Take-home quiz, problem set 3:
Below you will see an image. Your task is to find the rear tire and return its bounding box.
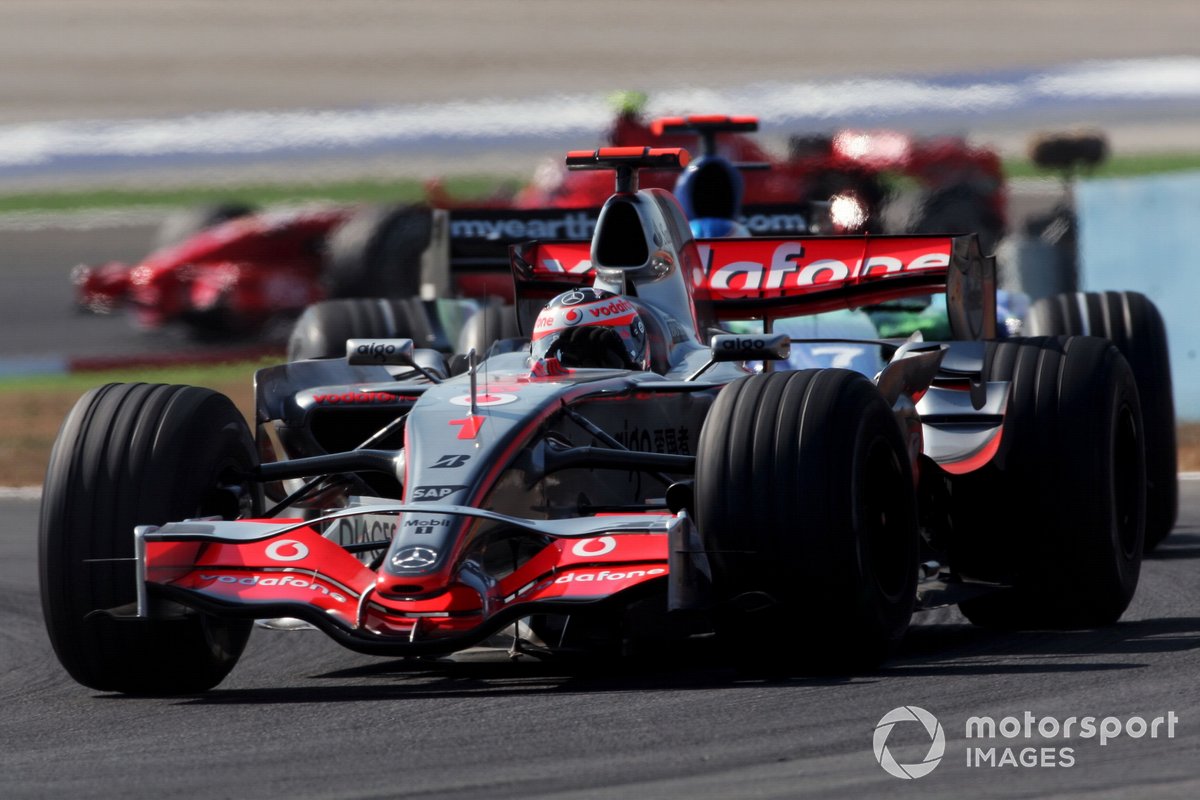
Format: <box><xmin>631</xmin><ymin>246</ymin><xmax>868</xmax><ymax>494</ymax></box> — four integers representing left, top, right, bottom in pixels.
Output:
<box><xmin>694</xmin><ymin>370</ymin><xmax>918</xmax><ymax>671</ymax></box>
<box><xmin>39</xmin><ymin>384</ymin><xmax>258</xmax><ymax>694</ymax></box>
<box><xmin>323</xmin><ymin>204</ymin><xmax>431</xmax><ymax>298</ymax></box>
<box><xmin>1026</xmin><ymin>291</ymin><xmax>1176</xmax><ymax>549</ymax></box>
<box><xmin>455</xmin><ymin>304</ymin><xmax>521</xmax><ymax>357</ymax></box>
<box><xmin>287</xmin><ymin>297</ymin><xmax>438</xmax><ymax>361</ymax></box>
<box><xmin>951</xmin><ymin>336</ymin><xmax>1145</xmax><ymax>628</ymax></box>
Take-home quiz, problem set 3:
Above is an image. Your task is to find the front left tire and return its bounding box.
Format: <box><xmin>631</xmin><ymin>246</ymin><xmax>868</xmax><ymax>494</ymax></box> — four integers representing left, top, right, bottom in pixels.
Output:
<box><xmin>40</xmin><ymin>383</ymin><xmax>258</xmax><ymax>694</ymax></box>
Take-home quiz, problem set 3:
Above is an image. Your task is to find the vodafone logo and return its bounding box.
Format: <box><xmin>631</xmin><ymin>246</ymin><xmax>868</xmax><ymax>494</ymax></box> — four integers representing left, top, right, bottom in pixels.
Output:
<box><xmin>697</xmin><ymin>241</ymin><xmax>951</xmax><ymax>299</ymax></box>
<box><xmin>588</xmin><ymin>298</ymin><xmax>633</xmax><ymax>318</ymax></box>
<box><xmin>264</xmin><ymin>539</ymin><xmax>309</xmax><ymax>562</ymax></box>
<box><xmin>563</xmin><ymin>308</ymin><xmax>584</xmax><ymax>326</ymax></box>
<box><xmin>571</xmin><ymin>536</ymin><xmax>617</xmax><ymax>557</ymax></box>
<box><xmin>449</xmin><ymin>392</ymin><xmax>518</xmax><ymax>407</ymax></box>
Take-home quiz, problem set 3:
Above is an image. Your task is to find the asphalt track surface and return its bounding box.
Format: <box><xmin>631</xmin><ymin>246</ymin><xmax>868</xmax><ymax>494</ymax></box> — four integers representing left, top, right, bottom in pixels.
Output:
<box><xmin>2</xmin><ymin>4</ymin><xmax>1199</xmax><ymax>797</ymax></box>
<box><xmin>1</xmin><ymin>484</ymin><xmax>1197</xmax><ymax>799</ymax></box>
<box><xmin>2</xmin><ymin>1</ymin><xmax>1198</xmax><ymax>124</ymax></box>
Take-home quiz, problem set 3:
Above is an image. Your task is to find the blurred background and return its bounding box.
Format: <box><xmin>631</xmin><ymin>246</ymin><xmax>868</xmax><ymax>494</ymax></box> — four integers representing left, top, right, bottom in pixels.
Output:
<box><xmin>3</xmin><ymin>0</ymin><xmax>1199</xmax><ymax>185</ymax></box>
<box><xmin>1</xmin><ymin>0</ymin><xmax>1198</xmax><ymax>483</ymax></box>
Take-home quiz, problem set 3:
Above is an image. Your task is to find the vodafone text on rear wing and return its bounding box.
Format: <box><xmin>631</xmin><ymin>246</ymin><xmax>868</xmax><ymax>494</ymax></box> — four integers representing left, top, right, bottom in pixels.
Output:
<box><xmin>510</xmin><ymin>234</ymin><xmax>997</xmax><ymax>341</ymax></box>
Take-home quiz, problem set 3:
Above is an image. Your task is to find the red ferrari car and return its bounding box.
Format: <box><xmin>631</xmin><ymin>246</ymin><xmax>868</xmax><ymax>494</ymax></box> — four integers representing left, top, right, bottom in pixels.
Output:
<box><xmin>72</xmin><ymin>106</ymin><xmax>1006</xmax><ymax>339</ymax></box>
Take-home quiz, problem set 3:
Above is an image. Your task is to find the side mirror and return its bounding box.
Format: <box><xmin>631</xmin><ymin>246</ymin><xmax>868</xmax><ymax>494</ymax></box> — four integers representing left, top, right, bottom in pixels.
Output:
<box><xmin>346</xmin><ymin>339</ymin><xmax>415</xmax><ymax>366</ymax></box>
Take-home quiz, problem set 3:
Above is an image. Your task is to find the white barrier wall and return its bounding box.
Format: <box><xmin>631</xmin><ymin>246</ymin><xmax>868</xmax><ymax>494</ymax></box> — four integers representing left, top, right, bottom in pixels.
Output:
<box><xmin>1077</xmin><ymin>171</ymin><xmax>1200</xmax><ymax>419</ymax></box>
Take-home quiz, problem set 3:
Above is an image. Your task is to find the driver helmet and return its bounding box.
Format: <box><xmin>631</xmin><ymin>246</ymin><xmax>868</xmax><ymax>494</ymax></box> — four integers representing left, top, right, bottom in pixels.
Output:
<box><xmin>531</xmin><ymin>288</ymin><xmax>650</xmax><ymax>370</ymax></box>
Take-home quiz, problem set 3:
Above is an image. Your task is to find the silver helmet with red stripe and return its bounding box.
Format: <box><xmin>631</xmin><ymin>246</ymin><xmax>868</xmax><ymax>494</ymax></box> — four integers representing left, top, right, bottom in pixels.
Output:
<box><xmin>531</xmin><ymin>288</ymin><xmax>650</xmax><ymax>370</ymax></box>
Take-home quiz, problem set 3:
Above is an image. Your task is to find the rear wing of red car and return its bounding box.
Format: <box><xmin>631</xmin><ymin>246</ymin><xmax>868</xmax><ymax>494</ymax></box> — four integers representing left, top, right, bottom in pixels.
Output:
<box><xmin>510</xmin><ymin>233</ymin><xmax>996</xmax><ymax>341</ymax></box>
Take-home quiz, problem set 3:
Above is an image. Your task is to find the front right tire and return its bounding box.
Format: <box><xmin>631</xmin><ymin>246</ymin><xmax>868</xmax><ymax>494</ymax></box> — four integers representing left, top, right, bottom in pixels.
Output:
<box><xmin>694</xmin><ymin>370</ymin><xmax>919</xmax><ymax>671</ymax></box>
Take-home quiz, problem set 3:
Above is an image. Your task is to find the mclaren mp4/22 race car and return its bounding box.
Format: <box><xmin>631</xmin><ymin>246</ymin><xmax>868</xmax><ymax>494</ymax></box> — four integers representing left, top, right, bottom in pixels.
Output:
<box><xmin>40</xmin><ymin>148</ymin><xmax>1146</xmax><ymax>694</ymax></box>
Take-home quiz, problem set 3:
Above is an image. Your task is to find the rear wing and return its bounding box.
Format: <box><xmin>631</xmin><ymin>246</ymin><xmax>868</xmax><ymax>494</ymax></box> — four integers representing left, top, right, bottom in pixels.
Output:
<box><xmin>511</xmin><ymin>234</ymin><xmax>996</xmax><ymax>340</ymax></box>
<box><xmin>432</xmin><ymin>204</ymin><xmax>813</xmax><ymax>298</ymax></box>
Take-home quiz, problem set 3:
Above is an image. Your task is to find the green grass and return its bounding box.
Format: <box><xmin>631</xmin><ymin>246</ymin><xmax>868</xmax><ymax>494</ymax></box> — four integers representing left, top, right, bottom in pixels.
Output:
<box><xmin>1002</xmin><ymin>152</ymin><xmax>1200</xmax><ymax>180</ymax></box>
<box><xmin>0</xmin><ymin>358</ymin><xmax>272</xmax><ymax>393</ymax></box>
<box><xmin>0</xmin><ymin>175</ymin><xmax>514</xmax><ymax>215</ymax></box>
<box><xmin>2</xmin><ymin>153</ymin><xmax>1199</xmax><ymax>215</ymax></box>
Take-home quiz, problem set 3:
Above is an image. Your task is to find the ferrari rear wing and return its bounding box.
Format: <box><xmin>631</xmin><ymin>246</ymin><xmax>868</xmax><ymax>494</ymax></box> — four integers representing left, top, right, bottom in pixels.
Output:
<box><xmin>511</xmin><ymin>233</ymin><xmax>997</xmax><ymax>340</ymax></box>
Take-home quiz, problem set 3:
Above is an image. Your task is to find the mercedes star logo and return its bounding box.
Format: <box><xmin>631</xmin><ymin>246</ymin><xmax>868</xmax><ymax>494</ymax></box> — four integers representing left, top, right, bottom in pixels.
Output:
<box><xmin>391</xmin><ymin>546</ymin><xmax>439</xmax><ymax>570</ymax></box>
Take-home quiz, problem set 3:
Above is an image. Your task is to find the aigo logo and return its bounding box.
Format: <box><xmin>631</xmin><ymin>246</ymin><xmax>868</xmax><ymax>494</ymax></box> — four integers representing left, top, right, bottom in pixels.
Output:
<box><xmin>874</xmin><ymin>706</ymin><xmax>945</xmax><ymax>779</ymax></box>
<box><xmin>356</xmin><ymin>342</ymin><xmax>397</xmax><ymax>361</ymax></box>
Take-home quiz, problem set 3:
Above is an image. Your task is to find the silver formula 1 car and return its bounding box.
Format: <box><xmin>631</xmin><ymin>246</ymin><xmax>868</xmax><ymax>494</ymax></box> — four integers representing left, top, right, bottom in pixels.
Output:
<box><xmin>40</xmin><ymin>147</ymin><xmax>1145</xmax><ymax>694</ymax></box>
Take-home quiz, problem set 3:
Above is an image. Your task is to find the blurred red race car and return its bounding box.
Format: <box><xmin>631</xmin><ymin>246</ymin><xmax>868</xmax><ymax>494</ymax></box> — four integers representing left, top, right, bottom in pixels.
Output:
<box><xmin>517</xmin><ymin>105</ymin><xmax>1007</xmax><ymax>247</ymax></box>
<box><xmin>73</xmin><ymin>104</ymin><xmax>1006</xmax><ymax>339</ymax></box>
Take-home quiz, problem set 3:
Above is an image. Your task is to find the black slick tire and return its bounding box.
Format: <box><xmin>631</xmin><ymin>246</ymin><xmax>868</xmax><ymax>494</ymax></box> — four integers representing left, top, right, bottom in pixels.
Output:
<box><xmin>287</xmin><ymin>297</ymin><xmax>439</xmax><ymax>361</ymax></box>
<box><xmin>1026</xmin><ymin>291</ymin><xmax>1176</xmax><ymax>549</ymax></box>
<box><xmin>39</xmin><ymin>383</ymin><xmax>258</xmax><ymax>694</ymax></box>
<box><xmin>951</xmin><ymin>336</ymin><xmax>1145</xmax><ymax>628</ymax></box>
<box><xmin>455</xmin><ymin>304</ymin><xmax>521</xmax><ymax>358</ymax></box>
<box><xmin>694</xmin><ymin>370</ymin><xmax>919</xmax><ymax>671</ymax></box>
<box><xmin>323</xmin><ymin>204</ymin><xmax>431</xmax><ymax>299</ymax></box>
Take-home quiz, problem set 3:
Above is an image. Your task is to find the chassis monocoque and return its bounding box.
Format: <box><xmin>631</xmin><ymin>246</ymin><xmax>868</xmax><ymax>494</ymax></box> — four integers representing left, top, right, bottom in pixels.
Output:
<box><xmin>40</xmin><ymin>149</ymin><xmax>1146</xmax><ymax>694</ymax></box>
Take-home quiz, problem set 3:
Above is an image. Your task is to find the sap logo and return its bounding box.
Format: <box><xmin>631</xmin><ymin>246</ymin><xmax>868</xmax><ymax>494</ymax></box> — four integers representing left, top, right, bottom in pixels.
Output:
<box><xmin>431</xmin><ymin>454</ymin><xmax>470</xmax><ymax>469</ymax></box>
<box><xmin>411</xmin><ymin>485</ymin><xmax>467</xmax><ymax>501</ymax></box>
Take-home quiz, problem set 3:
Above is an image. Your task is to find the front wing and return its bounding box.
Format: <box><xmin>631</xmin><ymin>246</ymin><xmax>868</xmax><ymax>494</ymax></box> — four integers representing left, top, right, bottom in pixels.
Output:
<box><xmin>131</xmin><ymin>505</ymin><xmax>691</xmax><ymax>656</ymax></box>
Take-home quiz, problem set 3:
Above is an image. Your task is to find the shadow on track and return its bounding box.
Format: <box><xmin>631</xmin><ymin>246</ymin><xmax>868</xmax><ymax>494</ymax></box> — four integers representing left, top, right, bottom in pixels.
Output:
<box><xmin>145</xmin><ymin>615</ymin><xmax>1200</xmax><ymax>707</ymax></box>
<box><xmin>1145</xmin><ymin>531</ymin><xmax>1200</xmax><ymax>560</ymax></box>
<box><xmin>890</xmin><ymin>615</ymin><xmax>1200</xmax><ymax>678</ymax></box>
